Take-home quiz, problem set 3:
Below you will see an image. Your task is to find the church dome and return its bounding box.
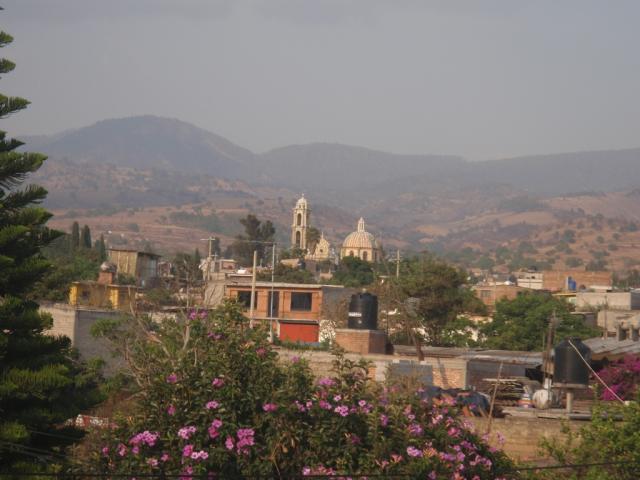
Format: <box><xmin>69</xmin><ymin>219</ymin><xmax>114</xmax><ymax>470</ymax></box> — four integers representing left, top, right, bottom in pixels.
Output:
<box><xmin>342</xmin><ymin>218</ymin><xmax>378</xmax><ymax>250</ymax></box>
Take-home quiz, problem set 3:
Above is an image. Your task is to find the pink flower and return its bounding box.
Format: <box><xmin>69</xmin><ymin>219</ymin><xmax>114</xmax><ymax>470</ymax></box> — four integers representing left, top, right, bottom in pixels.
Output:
<box><xmin>101</xmin><ymin>446</ymin><xmax>109</xmax><ymax>456</ymax></box>
<box><xmin>302</xmin><ymin>467</ymin><xmax>311</xmax><ymax>476</ymax></box>
<box><xmin>390</xmin><ymin>453</ymin><xmax>403</xmax><ymax>463</ymax></box>
<box><xmin>131</xmin><ymin>445</ymin><xmax>140</xmax><ymax>455</ymax></box>
<box><xmin>380</xmin><ymin>414</ymin><xmax>389</xmax><ymax>426</ymax></box>
<box><xmin>291</xmin><ymin>355</ymin><xmax>300</xmax><ymax>363</ymax></box>
<box><xmin>166</xmin><ymin>373</ymin><xmax>178</xmax><ymax>384</ymax></box>
<box><xmin>147</xmin><ymin>457</ymin><xmax>159</xmax><ymax>467</ymax></box>
<box><xmin>334</xmin><ymin>405</ymin><xmax>349</xmax><ymax>417</ymax></box>
<box><xmin>319</xmin><ymin>400</ymin><xmax>332</xmax><ymax>410</ymax></box>
<box><xmin>408</xmin><ymin>423</ymin><xmax>423</xmax><ymax>436</ymax></box>
<box><xmin>212</xmin><ymin>377</ymin><xmax>225</xmax><ymax>388</ymax></box>
<box><xmin>206</xmin><ymin>400</ymin><xmax>220</xmax><ymax>410</ymax></box>
<box><xmin>180</xmin><ymin>466</ymin><xmax>194</xmax><ymax>480</ymax></box>
<box><xmin>407</xmin><ymin>446</ymin><xmax>423</xmax><ymax>458</ymax></box>
<box><xmin>116</xmin><ymin>443</ymin><xmax>127</xmax><ymax>457</ymax></box>
<box><xmin>160</xmin><ymin>453</ymin><xmax>170</xmax><ymax>462</ymax></box>
<box><xmin>262</xmin><ymin>402</ymin><xmax>278</xmax><ymax>412</ymax></box>
<box><xmin>225</xmin><ymin>436</ymin><xmax>235</xmax><ymax>450</ymax></box>
<box><xmin>318</xmin><ymin>377</ymin><xmax>335</xmax><ymax>387</ymax></box>
<box><xmin>208</xmin><ymin>332</ymin><xmax>223</xmax><ymax>340</ymax></box>
<box><xmin>208</xmin><ymin>419</ymin><xmax>223</xmax><ymax>439</ymax></box>
<box><xmin>191</xmin><ymin>450</ymin><xmax>209</xmax><ymax>461</ymax></box>
<box><xmin>178</xmin><ymin>426</ymin><xmax>197</xmax><ymax>440</ymax></box>
<box><xmin>182</xmin><ymin>444</ymin><xmax>194</xmax><ymax>457</ymax></box>
<box><xmin>256</xmin><ymin>347</ymin><xmax>267</xmax><ymax>357</ymax></box>
<box><xmin>333</xmin><ymin>394</ymin><xmax>342</xmax><ymax>402</ymax></box>
<box><xmin>167</xmin><ymin>404</ymin><xmax>176</xmax><ymax>416</ymax></box>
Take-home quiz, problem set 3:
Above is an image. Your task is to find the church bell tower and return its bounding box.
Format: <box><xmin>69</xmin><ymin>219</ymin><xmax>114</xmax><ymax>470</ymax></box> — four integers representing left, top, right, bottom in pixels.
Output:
<box><xmin>291</xmin><ymin>195</ymin><xmax>309</xmax><ymax>251</ymax></box>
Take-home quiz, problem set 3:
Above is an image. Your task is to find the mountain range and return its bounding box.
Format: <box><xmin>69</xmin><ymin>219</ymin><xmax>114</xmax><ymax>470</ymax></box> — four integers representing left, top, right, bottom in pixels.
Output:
<box><xmin>22</xmin><ymin>115</ymin><xmax>640</xmax><ymax>270</ymax></box>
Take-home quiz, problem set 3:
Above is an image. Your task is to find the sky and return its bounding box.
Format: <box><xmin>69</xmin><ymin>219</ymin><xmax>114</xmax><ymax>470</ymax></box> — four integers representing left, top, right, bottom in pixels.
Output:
<box><xmin>1</xmin><ymin>0</ymin><xmax>640</xmax><ymax>160</ymax></box>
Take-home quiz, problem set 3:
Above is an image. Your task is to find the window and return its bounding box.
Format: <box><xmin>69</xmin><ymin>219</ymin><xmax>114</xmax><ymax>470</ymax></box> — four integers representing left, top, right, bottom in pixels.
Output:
<box><xmin>480</xmin><ymin>290</ymin><xmax>492</xmax><ymax>299</ymax></box>
<box><xmin>297</xmin><ymin>213</ymin><xmax>302</xmax><ymax>226</ymax></box>
<box><xmin>290</xmin><ymin>292</ymin><xmax>312</xmax><ymax>311</ymax></box>
<box><xmin>237</xmin><ymin>291</ymin><xmax>257</xmax><ymax>309</ymax></box>
<box><xmin>295</xmin><ymin>231</ymin><xmax>301</xmax><ymax>247</ymax></box>
<box><xmin>362</xmin><ymin>251</ymin><xmax>368</xmax><ymax>261</ymax></box>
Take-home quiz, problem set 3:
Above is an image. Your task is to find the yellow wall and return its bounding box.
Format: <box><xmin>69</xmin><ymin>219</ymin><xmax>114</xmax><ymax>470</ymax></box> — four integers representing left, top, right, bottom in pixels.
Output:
<box><xmin>69</xmin><ymin>282</ymin><xmax>135</xmax><ymax>312</ymax></box>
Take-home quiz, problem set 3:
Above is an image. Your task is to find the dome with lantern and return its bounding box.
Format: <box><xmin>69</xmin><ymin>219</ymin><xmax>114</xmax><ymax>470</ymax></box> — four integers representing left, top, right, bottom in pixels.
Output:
<box><xmin>340</xmin><ymin>218</ymin><xmax>382</xmax><ymax>262</ymax></box>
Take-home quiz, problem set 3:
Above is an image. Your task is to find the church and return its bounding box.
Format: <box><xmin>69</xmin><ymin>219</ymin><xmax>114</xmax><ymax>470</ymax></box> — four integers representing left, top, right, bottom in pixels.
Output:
<box><xmin>290</xmin><ymin>195</ymin><xmax>382</xmax><ymax>263</ymax></box>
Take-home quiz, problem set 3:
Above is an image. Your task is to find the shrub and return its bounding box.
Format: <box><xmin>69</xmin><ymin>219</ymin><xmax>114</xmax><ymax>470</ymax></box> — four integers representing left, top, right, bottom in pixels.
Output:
<box><xmin>92</xmin><ymin>301</ymin><xmax>513</xmax><ymax>478</ymax></box>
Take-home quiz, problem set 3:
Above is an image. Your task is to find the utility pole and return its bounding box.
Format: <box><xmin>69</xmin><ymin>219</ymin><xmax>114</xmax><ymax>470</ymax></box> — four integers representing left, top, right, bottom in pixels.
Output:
<box><xmin>269</xmin><ymin>242</ymin><xmax>276</xmax><ymax>341</ymax></box>
<box><xmin>200</xmin><ymin>236</ymin><xmax>218</xmax><ymax>281</ymax></box>
<box><xmin>249</xmin><ymin>250</ymin><xmax>258</xmax><ymax>328</ymax></box>
<box><xmin>396</xmin><ymin>249</ymin><xmax>401</xmax><ymax>278</ymax></box>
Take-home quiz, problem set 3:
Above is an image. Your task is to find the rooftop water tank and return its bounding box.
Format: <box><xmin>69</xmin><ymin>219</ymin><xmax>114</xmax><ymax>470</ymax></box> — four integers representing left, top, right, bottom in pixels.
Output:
<box><xmin>347</xmin><ymin>292</ymin><xmax>378</xmax><ymax>330</ymax></box>
<box><xmin>554</xmin><ymin>337</ymin><xmax>591</xmax><ymax>387</ymax></box>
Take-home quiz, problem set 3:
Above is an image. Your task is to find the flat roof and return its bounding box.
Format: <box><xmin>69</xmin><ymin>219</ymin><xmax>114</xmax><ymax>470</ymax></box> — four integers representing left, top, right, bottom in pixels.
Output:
<box><xmin>227</xmin><ymin>281</ymin><xmax>345</xmax><ymax>289</ymax></box>
<box><xmin>108</xmin><ymin>248</ymin><xmax>161</xmax><ymax>258</ymax></box>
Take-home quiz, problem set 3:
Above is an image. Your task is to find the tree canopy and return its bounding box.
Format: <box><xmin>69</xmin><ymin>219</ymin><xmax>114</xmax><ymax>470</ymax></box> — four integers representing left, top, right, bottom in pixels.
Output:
<box><xmin>231</xmin><ymin>214</ymin><xmax>275</xmax><ymax>267</ymax></box>
<box><xmin>479</xmin><ymin>292</ymin><xmax>599</xmax><ymax>351</ymax></box>
<box><xmin>0</xmin><ymin>26</ymin><xmax>103</xmax><ymax>471</ymax></box>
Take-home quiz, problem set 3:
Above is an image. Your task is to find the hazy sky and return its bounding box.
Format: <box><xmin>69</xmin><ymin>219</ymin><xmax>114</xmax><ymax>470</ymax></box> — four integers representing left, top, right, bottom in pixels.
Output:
<box><xmin>2</xmin><ymin>0</ymin><xmax>640</xmax><ymax>160</ymax></box>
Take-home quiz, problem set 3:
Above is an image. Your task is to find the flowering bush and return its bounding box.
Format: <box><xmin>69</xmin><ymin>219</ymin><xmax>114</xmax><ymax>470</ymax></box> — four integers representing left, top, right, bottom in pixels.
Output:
<box><xmin>94</xmin><ymin>300</ymin><xmax>514</xmax><ymax>478</ymax></box>
<box><xmin>597</xmin><ymin>355</ymin><xmax>640</xmax><ymax>401</ymax></box>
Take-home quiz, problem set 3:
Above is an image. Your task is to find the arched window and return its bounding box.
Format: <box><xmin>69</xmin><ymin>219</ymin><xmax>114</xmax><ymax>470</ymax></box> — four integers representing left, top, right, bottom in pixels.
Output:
<box><xmin>297</xmin><ymin>213</ymin><xmax>302</xmax><ymax>226</ymax></box>
<box><xmin>349</xmin><ymin>250</ymin><xmax>354</xmax><ymax>256</ymax></box>
<box><xmin>295</xmin><ymin>231</ymin><xmax>301</xmax><ymax>247</ymax></box>
<box><xmin>362</xmin><ymin>251</ymin><xmax>368</xmax><ymax>261</ymax></box>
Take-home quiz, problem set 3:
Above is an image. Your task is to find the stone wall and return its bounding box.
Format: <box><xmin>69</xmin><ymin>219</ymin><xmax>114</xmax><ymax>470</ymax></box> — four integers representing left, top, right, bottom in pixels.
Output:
<box><xmin>275</xmin><ymin>348</ymin><xmax>468</xmax><ymax>388</ymax></box>
<box><xmin>466</xmin><ymin>416</ymin><xmax>580</xmax><ymax>461</ymax></box>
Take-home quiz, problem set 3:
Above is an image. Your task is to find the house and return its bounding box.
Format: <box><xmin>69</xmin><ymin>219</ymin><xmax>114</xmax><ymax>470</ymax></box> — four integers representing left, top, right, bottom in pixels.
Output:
<box><xmin>542</xmin><ymin>270</ymin><xmax>613</xmax><ymax>292</ymax></box>
<box><xmin>515</xmin><ymin>270</ymin><xmax>544</xmax><ymax>290</ymax></box>
<box><xmin>225</xmin><ymin>281</ymin><xmax>351</xmax><ymax>343</ymax></box>
<box><xmin>107</xmin><ymin>248</ymin><xmax>160</xmax><ymax>287</ymax></box>
<box><xmin>69</xmin><ymin>282</ymin><xmax>136</xmax><ymax>312</ymax></box>
<box><xmin>473</xmin><ymin>283</ymin><xmax>531</xmax><ymax>311</ymax></box>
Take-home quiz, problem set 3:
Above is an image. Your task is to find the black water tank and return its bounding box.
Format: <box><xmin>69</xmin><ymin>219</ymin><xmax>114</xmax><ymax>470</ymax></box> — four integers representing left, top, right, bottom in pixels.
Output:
<box><xmin>554</xmin><ymin>337</ymin><xmax>591</xmax><ymax>386</ymax></box>
<box><xmin>347</xmin><ymin>292</ymin><xmax>378</xmax><ymax>330</ymax></box>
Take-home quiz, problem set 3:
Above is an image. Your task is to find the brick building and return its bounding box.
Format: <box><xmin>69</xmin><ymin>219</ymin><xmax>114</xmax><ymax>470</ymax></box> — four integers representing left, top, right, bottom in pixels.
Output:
<box><xmin>225</xmin><ymin>281</ymin><xmax>351</xmax><ymax>343</ymax></box>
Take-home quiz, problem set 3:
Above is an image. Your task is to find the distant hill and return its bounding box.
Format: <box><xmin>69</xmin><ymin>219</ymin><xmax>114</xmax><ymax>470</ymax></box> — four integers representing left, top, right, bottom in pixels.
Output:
<box><xmin>24</xmin><ymin>115</ymin><xmax>640</xmax><ymax>201</ymax></box>
<box><xmin>24</xmin><ymin>115</ymin><xmax>255</xmax><ymax>178</ymax></box>
<box><xmin>22</xmin><ymin>115</ymin><xmax>640</xmax><ymax>265</ymax></box>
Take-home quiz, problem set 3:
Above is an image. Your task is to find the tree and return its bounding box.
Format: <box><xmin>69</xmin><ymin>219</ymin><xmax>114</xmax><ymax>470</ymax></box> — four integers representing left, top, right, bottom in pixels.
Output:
<box><xmin>231</xmin><ymin>214</ymin><xmax>275</xmax><ymax>266</ymax></box>
<box><xmin>390</xmin><ymin>255</ymin><xmax>472</xmax><ymax>352</ymax></box>
<box><xmin>306</xmin><ymin>226</ymin><xmax>321</xmax><ymax>252</ymax></box>
<box><xmin>479</xmin><ymin>292</ymin><xmax>598</xmax><ymax>351</ymax></box>
<box><xmin>257</xmin><ymin>263</ymin><xmax>315</xmax><ymax>284</ymax></box>
<box><xmin>95</xmin><ymin>234</ymin><xmax>107</xmax><ymax>261</ymax></box>
<box><xmin>0</xmin><ymin>27</ymin><xmax>103</xmax><ymax>471</ymax></box>
<box><xmin>331</xmin><ymin>256</ymin><xmax>374</xmax><ymax>287</ymax></box>
<box><xmin>70</xmin><ymin>221</ymin><xmax>80</xmax><ymax>250</ymax></box>
<box><xmin>80</xmin><ymin>224</ymin><xmax>91</xmax><ymax>249</ymax></box>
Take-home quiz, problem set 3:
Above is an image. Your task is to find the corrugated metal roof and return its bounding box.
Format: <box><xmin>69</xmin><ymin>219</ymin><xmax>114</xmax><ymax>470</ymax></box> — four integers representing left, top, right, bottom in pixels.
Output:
<box><xmin>583</xmin><ymin>337</ymin><xmax>640</xmax><ymax>358</ymax></box>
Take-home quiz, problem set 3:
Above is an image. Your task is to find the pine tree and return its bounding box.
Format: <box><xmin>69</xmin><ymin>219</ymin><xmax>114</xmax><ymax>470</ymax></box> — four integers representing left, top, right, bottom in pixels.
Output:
<box><xmin>80</xmin><ymin>224</ymin><xmax>91</xmax><ymax>249</ymax></box>
<box><xmin>70</xmin><ymin>221</ymin><xmax>80</xmax><ymax>250</ymax></box>
<box><xmin>0</xmin><ymin>25</ymin><xmax>103</xmax><ymax>471</ymax></box>
<box><xmin>95</xmin><ymin>233</ymin><xmax>106</xmax><ymax>261</ymax></box>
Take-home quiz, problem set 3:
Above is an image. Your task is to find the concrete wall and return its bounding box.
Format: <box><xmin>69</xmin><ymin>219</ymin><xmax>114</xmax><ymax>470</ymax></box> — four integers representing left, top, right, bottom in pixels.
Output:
<box><xmin>41</xmin><ymin>303</ymin><xmax>123</xmax><ymax>374</ymax></box>
<box><xmin>597</xmin><ymin>310</ymin><xmax>640</xmax><ymax>333</ymax></box>
<box><xmin>576</xmin><ymin>291</ymin><xmax>640</xmax><ymax>311</ymax></box>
